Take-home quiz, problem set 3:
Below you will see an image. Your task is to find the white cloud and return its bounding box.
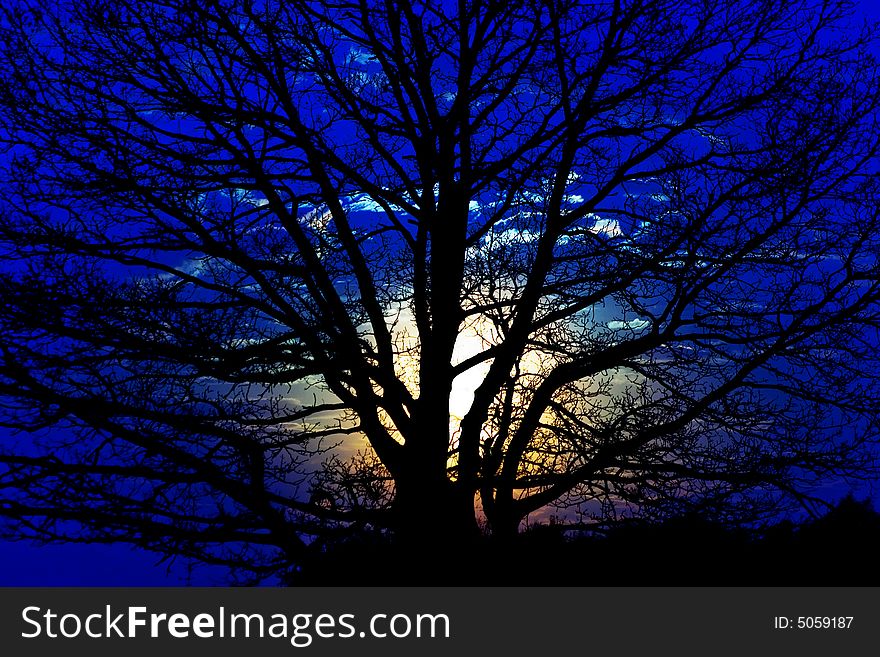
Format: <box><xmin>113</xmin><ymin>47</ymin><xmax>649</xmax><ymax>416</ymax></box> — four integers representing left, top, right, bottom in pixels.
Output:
<box><xmin>497</xmin><ymin>228</ymin><xmax>540</xmax><ymax>244</ymax></box>
<box><xmin>590</xmin><ymin>217</ymin><xmax>622</xmax><ymax>238</ymax></box>
<box><xmin>345</xmin><ymin>194</ymin><xmax>383</xmax><ymax>213</ymax></box>
<box><xmin>607</xmin><ymin>319</ymin><xmax>651</xmax><ymax>332</ymax></box>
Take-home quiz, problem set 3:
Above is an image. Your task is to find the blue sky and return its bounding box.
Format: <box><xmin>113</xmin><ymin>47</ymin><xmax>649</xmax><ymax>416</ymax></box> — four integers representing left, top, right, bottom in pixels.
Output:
<box><xmin>0</xmin><ymin>539</ymin><xmax>226</xmax><ymax>585</ymax></box>
<box><xmin>1</xmin><ymin>0</ymin><xmax>879</xmax><ymax>586</ymax></box>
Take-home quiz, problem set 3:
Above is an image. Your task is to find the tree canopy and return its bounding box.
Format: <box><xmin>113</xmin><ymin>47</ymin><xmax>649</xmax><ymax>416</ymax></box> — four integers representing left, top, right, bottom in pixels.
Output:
<box><xmin>1</xmin><ymin>0</ymin><xmax>880</xmax><ymax>581</ymax></box>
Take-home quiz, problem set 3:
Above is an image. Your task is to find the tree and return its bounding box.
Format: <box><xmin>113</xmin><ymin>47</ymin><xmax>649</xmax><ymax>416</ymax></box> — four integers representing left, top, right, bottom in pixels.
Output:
<box><xmin>1</xmin><ymin>0</ymin><xmax>879</xmax><ymax>582</ymax></box>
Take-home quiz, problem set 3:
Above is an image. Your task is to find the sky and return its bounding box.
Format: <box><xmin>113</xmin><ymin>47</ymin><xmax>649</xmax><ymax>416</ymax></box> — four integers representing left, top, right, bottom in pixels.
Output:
<box><xmin>1</xmin><ymin>0</ymin><xmax>880</xmax><ymax>586</ymax></box>
<box><xmin>0</xmin><ymin>536</ymin><xmax>229</xmax><ymax>586</ymax></box>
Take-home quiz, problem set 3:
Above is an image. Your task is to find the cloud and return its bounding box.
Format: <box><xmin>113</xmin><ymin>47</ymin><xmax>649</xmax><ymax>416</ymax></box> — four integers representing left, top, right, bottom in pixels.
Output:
<box><xmin>607</xmin><ymin>319</ymin><xmax>651</xmax><ymax>332</ymax></box>
<box><xmin>590</xmin><ymin>217</ymin><xmax>622</xmax><ymax>238</ymax></box>
<box><xmin>345</xmin><ymin>194</ymin><xmax>383</xmax><ymax>213</ymax></box>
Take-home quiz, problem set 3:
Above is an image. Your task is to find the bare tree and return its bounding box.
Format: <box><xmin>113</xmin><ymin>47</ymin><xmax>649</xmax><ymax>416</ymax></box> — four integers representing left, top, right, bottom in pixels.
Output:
<box><xmin>1</xmin><ymin>0</ymin><xmax>879</xmax><ymax>581</ymax></box>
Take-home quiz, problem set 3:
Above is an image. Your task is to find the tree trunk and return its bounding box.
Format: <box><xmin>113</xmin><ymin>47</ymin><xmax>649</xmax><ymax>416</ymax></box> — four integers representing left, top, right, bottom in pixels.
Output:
<box><xmin>392</xmin><ymin>473</ymin><xmax>482</xmax><ymax>580</ymax></box>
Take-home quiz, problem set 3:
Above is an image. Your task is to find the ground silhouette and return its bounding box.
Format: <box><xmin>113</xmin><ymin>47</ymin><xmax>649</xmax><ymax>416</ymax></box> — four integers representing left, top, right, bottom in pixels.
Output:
<box><xmin>291</xmin><ymin>496</ymin><xmax>880</xmax><ymax>585</ymax></box>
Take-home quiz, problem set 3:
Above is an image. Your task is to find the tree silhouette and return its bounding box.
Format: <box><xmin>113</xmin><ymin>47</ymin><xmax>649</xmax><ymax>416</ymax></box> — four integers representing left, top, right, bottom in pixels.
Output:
<box><xmin>1</xmin><ymin>0</ymin><xmax>880</xmax><ymax>581</ymax></box>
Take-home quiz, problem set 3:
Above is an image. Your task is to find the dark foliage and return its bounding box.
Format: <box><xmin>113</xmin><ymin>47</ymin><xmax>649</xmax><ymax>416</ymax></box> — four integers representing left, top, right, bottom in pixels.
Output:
<box><xmin>293</xmin><ymin>496</ymin><xmax>880</xmax><ymax>584</ymax></box>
